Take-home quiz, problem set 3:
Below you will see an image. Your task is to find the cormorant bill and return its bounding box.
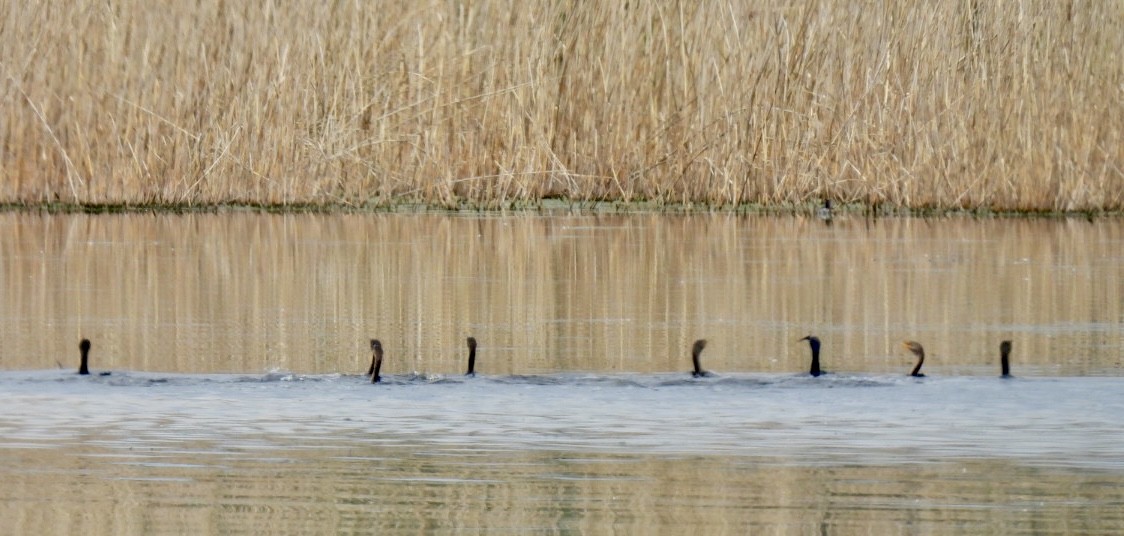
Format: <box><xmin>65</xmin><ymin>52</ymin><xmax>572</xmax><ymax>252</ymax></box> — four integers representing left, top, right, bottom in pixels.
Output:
<box><xmin>368</xmin><ymin>339</ymin><xmax>384</xmax><ymax>383</ymax></box>
<box><xmin>1000</xmin><ymin>340</ymin><xmax>1012</xmax><ymax>378</ymax></box>
<box><xmin>78</xmin><ymin>338</ymin><xmax>91</xmax><ymax>375</ymax></box>
<box><xmin>799</xmin><ymin>335</ymin><xmax>823</xmax><ymax>377</ymax></box>
<box><xmin>901</xmin><ymin>340</ymin><xmax>926</xmax><ymax>377</ymax></box>
<box><xmin>691</xmin><ymin>339</ymin><xmax>709</xmax><ymax>378</ymax></box>
<box><xmin>466</xmin><ymin>337</ymin><xmax>477</xmax><ymax>376</ymax></box>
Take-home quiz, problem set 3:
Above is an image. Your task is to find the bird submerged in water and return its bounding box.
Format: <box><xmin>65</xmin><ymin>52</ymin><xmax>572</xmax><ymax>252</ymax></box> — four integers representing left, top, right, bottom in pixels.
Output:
<box><xmin>77</xmin><ymin>339</ymin><xmax>110</xmax><ymax>376</ymax></box>
<box><xmin>1000</xmin><ymin>340</ymin><xmax>1012</xmax><ymax>378</ymax></box>
<box><xmin>465</xmin><ymin>337</ymin><xmax>478</xmax><ymax>376</ymax></box>
<box><xmin>367</xmin><ymin>339</ymin><xmax>384</xmax><ymax>383</ymax></box>
<box><xmin>690</xmin><ymin>339</ymin><xmax>709</xmax><ymax>377</ymax></box>
<box><xmin>798</xmin><ymin>335</ymin><xmax>824</xmax><ymax>377</ymax></box>
<box><xmin>901</xmin><ymin>340</ymin><xmax>926</xmax><ymax>377</ymax></box>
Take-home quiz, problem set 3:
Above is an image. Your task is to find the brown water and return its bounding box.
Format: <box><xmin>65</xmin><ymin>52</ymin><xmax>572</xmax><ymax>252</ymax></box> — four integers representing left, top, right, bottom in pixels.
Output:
<box><xmin>1</xmin><ymin>212</ymin><xmax>1122</xmax><ymax>534</ymax></box>
<box><xmin>2</xmin><ymin>212</ymin><xmax>1121</xmax><ymax>375</ymax></box>
<box><xmin>3</xmin><ymin>441</ymin><xmax>1120</xmax><ymax>534</ymax></box>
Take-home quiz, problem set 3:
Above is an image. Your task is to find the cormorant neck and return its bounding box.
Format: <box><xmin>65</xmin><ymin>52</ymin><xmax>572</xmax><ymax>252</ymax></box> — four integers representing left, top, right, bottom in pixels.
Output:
<box><xmin>909</xmin><ymin>354</ymin><xmax>924</xmax><ymax>377</ymax></box>
<box><xmin>691</xmin><ymin>340</ymin><xmax>708</xmax><ymax>377</ymax></box>
<box><xmin>369</xmin><ymin>341</ymin><xmax>383</xmax><ymax>383</ymax></box>
<box><xmin>371</xmin><ymin>349</ymin><xmax>383</xmax><ymax>383</ymax></box>
<box><xmin>1000</xmin><ymin>341</ymin><xmax>1011</xmax><ymax>377</ymax></box>
<box><xmin>78</xmin><ymin>340</ymin><xmax>90</xmax><ymax>375</ymax></box>
<box><xmin>809</xmin><ymin>343</ymin><xmax>821</xmax><ymax>377</ymax></box>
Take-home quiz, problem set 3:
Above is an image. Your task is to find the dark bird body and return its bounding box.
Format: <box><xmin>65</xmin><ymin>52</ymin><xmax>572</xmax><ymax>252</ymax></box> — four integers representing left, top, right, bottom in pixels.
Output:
<box><xmin>78</xmin><ymin>339</ymin><xmax>91</xmax><ymax>375</ymax></box>
<box><xmin>691</xmin><ymin>339</ymin><xmax>709</xmax><ymax>377</ymax></box>
<box><xmin>77</xmin><ymin>339</ymin><xmax>110</xmax><ymax>376</ymax></box>
<box><xmin>799</xmin><ymin>335</ymin><xmax>824</xmax><ymax>377</ymax></box>
<box><xmin>368</xmin><ymin>339</ymin><xmax>384</xmax><ymax>383</ymax></box>
<box><xmin>818</xmin><ymin>200</ymin><xmax>834</xmax><ymax>224</ymax></box>
<box><xmin>1000</xmin><ymin>340</ymin><xmax>1012</xmax><ymax>378</ymax></box>
<box><xmin>466</xmin><ymin>337</ymin><xmax>478</xmax><ymax>376</ymax></box>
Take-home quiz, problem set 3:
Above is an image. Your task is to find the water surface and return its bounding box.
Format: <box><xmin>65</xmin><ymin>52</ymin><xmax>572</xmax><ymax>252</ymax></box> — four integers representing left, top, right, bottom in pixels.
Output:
<box><xmin>2</xmin><ymin>369</ymin><xmax>1122</xmax><ymax>534</ymax></box>
<box><xmin>2</xmin><ymin>212</ymin><xmax>1120</xmax><ymax>375</ymax></box>
<box><xmin>1</xmin><ymin>212</ymin><xmax>1121</xmax><ymax>533</ymax></box>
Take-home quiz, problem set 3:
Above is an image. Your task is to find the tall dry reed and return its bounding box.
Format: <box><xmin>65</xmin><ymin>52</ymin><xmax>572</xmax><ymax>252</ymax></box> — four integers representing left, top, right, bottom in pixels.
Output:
<box><xmin>1</xmin><ymin>1</ymin><xmax>1120</xmax><ymax>210</ymax></box>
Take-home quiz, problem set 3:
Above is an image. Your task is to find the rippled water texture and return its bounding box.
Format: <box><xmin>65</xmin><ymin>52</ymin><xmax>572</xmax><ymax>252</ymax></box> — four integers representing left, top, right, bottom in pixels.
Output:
<box><xmin>1</xmin><ymin>212</ymin><xmax>1122</xmax><ymax>533</ymax></box>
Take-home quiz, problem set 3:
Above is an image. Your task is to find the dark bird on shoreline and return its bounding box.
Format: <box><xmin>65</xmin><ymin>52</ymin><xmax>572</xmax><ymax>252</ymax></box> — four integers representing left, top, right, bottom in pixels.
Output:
<box><xmin>691</xmin><ymin>339</ymin><xmax>709</xmax><ymax>378</ymax></box>
<box><xmin>817</xmin><ymin>200</ymin><xmax>834</xmax><ymax>224</ymax></box>
<box><xmin>367</xmin><ymin>339</ymin><xmax>384</xmax><ymax>383</ymax></box>
<box><xmin>77</xmin><ymin>339</ymin><xmax>110</xmax><ymax>376</ymax></box>
<box><xmin>466</xmin><ymin>337</ymin><xmax>478</xmax><ymax>376</ymax></box>
<box><xmin>901</xmin><ymin>340</ymin><xmax>926</xmax><ymax>377</ymax></box>
<box><xmin>1000</xmin><ymin>340</ymin><xmax>1012</xmax><ymax>378</ymax></box>
<box><xmin>799</xmin><ymin>335</ymin><xmax>824</xmax><ymax>377</ymax></box>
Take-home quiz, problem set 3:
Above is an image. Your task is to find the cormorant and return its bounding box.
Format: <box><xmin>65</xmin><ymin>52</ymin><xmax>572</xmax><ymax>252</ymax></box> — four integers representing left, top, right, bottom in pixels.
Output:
<box><xmin>78</xmin><ymin>339</ymin><xmax>91</xmax><ymax>375</ymax></box>
<box><xmin>691</xmin><ymin>339</ymin><xmax>709</xmax><ymax>377</ymax></box>
<box><xmin>1000</xmin><ymin>340</ymin><xmax>1012</xmax><ymax>378</ymax></box>
<box><xmin>368</xmin><ymin>339</ymin><xmax>384</xmax><ymax>383</ymax></box>
<box><xmin>799</xmin><ymin>335</ymin><xmax>824</xmax><ymax>377</ymax></box>
<box><xmin>466</xmin><ymin>337</ymin><xmax>478</xmax><ymax>376</ymax></box>
<box><xmin>901</xmin><ymin>340</ymin><xmax>926</xmax><ymax>377</ymax></box>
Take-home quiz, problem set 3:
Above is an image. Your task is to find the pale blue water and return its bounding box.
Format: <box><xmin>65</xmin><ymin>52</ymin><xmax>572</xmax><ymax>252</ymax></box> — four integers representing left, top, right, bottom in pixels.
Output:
<box><xmin>4</xmin><ymin>369</ymin><xmax>1120</xmax><ymax>469</ymax></box>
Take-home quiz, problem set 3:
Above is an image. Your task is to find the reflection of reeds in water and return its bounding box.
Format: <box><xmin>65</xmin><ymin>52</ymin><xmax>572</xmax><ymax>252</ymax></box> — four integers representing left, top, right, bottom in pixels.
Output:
<box><xmin>1</xmin><ymin>2</ymin><xmax>1120</xmax><ymax>210</ymax></box>
<box><xmin>5</xmin><ymin>444</ymin><xmax>1121</xmax><ymax>534</ymax></box>
<box><xmin>0</xmin><ymin>213</ymin><xmax>1121</xmax><ymax>374</ymax></box>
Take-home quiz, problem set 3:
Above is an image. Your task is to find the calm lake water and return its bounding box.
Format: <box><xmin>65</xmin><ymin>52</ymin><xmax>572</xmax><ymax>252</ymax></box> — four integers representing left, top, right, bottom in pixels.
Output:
<box><xmin>1</xmin><ymin>212</ymin><xmax>1122</xmax><ymax>534</ymax></box>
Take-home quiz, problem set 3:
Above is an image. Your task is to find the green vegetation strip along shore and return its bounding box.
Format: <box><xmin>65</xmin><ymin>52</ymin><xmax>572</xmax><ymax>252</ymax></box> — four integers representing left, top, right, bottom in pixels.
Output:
<box><xmin>1</xmin><ymin>1</ymin><xmax>1120</xmax><ymax>211</ymax></box>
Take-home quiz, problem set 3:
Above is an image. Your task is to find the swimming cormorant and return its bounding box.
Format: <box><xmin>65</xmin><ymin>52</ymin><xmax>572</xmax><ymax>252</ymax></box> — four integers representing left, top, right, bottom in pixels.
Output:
<box><xmin>901</xmin><ymin>340</ymin><xmax>926</xmax><ymax>377</ymax></box>
<box><xmin>78</xmin><ymin>338</ymin><xmax>91</xmax><ymax>375</ymax></box>
<box><xmin>799</xmin><ymin>335</ymin><xmax>824</xmax><ymax>377</ymax></box>
<box><xmin>691</xmin><ymin>339</ymin><xmax>709</xmax><ymax>377</ymax></box>
<box><xmin>466</xmin><ymin>337</ymin><xmax>478</xmax><ymax>376</ymax></box>
<box><xmin>368</xmin><ymin>339</ymin><xmax>384</xmax><ymax>383</ymax></box>
<box><xmin>1000</xmin><ymin>340</ymin><xmax>1012</xmax><ymax>378</ymax></box>
<box><xmin>76</xmin><ymin>339</ymin><xmax>110</xmax><ymax>376</ymax></box>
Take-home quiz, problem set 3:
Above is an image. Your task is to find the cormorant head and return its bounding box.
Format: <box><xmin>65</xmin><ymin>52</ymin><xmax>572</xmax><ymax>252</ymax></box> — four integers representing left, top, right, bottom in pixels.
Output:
<box><xmin>901</xmin><ymin>340</ymin><xmax>925</xmax><ymax>358</ymax></box>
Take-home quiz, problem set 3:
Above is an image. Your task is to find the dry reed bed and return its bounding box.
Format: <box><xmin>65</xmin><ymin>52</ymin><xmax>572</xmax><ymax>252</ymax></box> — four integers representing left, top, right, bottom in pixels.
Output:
<box><xmin>1</xmin><ymin>1</ymin><xmax>1120</xmax><ymax>210</ymax></box>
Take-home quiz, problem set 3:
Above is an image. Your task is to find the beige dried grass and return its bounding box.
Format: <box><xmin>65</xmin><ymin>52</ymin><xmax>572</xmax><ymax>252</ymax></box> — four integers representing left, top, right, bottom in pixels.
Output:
<box><xmin>0</xmin><ymin>1</ymin><xmax>1120</xmax><ymax>211</ymax></box>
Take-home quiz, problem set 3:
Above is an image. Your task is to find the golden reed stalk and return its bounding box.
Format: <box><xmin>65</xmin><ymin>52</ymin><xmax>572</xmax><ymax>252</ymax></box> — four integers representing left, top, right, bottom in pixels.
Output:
<box><xmin>1</xmin><ymin>1</ymin><xmax>1120</xmax><ymax>211</ymax></box>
